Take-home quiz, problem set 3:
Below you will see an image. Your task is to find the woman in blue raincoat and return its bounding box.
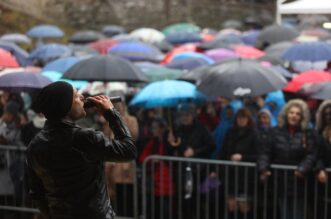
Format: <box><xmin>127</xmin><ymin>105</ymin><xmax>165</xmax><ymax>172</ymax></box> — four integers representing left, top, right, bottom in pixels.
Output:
<box><xmin>263</xmin><ymin>90</ymin><xmax>285</xmax><ymax>127</ymax></box>
<box><xmin>212</xmin><ymin>99</ymin><xmax>243</xmax><ymax>159</ymax></box>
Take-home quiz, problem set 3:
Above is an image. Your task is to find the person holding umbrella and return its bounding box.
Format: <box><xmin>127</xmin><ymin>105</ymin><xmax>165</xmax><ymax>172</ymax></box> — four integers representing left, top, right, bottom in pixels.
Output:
<box><xmin>26</xmin><ymin>81</ymin><xmax>136</xmax><ymax>219</ymax></box>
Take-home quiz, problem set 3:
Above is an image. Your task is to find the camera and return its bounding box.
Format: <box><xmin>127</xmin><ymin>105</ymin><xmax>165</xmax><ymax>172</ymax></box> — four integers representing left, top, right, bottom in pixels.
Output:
<box><xmin>83</xmin><ymin>96</ymin><xmax>122</xmax><ymax>109</ymax></box>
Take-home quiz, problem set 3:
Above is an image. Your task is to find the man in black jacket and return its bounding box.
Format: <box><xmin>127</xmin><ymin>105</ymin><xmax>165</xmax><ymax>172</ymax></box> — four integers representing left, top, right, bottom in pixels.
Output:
<box><xmin>26</xmin><ymin>81</ymin><xmax>136</xmax><ymax>219</ymax></box>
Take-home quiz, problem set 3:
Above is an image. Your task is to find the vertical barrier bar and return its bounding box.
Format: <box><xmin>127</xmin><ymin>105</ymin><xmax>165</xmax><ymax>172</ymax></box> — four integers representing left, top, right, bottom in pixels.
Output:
<box><xmin>178</xmin><ymin>162</ymin><xmax>182</xmax><ymax>219</ymax></box>
<box><xmin>293</xmin><ymin>173</ymin><xmax>297</xmax><ymax>219</ymax></box>
<box><xmin>151</xmin><ymin>160</ymin><xmax>155</xmax><ymax>219</ymax></box>
<box><xmin>160</xmin><ymin>160</ymin><xmax>164</xmax><ymax>219</ymax></box>
<box><xmin>197</xmin><ymin>163</ymin><xmax>201</xmax><ymax>219</ymax></box>
<box><xmin>273</xmin><ymin>169</ymin><xmax>278</xmax><ymax>219</ymax></box>
<box><xmin>215</xmin><ymin>165</ymin><xmax>220</xmax><ymax>219</ymax></box>
<box><xmin>205</xmin><ymin>164</ymin><xmax>210</xmax><ymax>219</ymax></box>
<box><xmin>244</xmin><ymin>166</ymin><xmax>248</xmax><ymax>219</ymax></box>
<box><xmin>253</xmin><ymin>167</ymin><xmax>258</xmax><ymax>219</ymax></box>
<box><xmin>142</xmin><ymin>159</ymin><xmax>148</xmax><ymax>219</ymax></box>
<box><xmin>169</xmin><ymin>161</ymin><xmax>173</xmax><ymax>219</ymax></box>
<box><xmin>224</xmin><ymin>165</ymin><xmax>229</xmax><ymax>219</ymax></box>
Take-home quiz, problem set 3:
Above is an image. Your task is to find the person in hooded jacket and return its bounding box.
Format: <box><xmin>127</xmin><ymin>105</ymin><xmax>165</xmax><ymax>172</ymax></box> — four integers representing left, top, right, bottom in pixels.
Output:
<box><xmin>264</xmin><ymin>90</ymin><xmax>285</xmax><ymax>127</ymax></box>
<box><xmin>26</xmin><ymin>82</ymin><xmax>136</xmax><ymax>219</ymax></box>
<box><xmin>315</xmin><ymin>100</ymin><xmax>331</xmax><ymax>134</ymax></box>
<box><xmin>258</xmin><ymin>99</ymin><xmax>318</xmax><ymax>219</ymax></box>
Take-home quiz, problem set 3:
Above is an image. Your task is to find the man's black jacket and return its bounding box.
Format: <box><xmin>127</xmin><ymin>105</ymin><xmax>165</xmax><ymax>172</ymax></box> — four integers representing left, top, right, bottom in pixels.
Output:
<box><xmin>26</xmin><ymin>109</ymin><xmax>136</xmax><ymax>219</ymax></box>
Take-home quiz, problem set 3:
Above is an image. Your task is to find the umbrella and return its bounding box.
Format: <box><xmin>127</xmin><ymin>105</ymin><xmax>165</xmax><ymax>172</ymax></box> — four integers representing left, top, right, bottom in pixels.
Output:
<box><xmin>0</xmin><ymin>72</ymin><xmax>51</xmax><ymax>92</ymax></box>
<box><xmin>162</xmin><ymin>23</ymin><xmax>201</xmax><ymax>36</ymax></box>
<box><xmin>102</xmin><ymin>25</ymin><xmax>125</xmax><ymax>37</ymax></box>
<box><xmin>63</xmin><ymin>55</ymin><xmax>148</xmax><ymax>82</ymax></box>
<box><xmin>258</xmin><ymin>54</ymin><xmax>286</xmax><ymax>67</ymax></box>
<box><xmin>283</xmin><ymin>70</ymin><xmax>331</xmax><ymax>93</ymax></box>
<box><xmin>43</xmin><ymin>56</ymin><xmax>82</xmax><ymax>73</ymax></box>
<box><xmin>69</xmin><ymin>31</ymin><xmax>104</xmax><ymax>44</ymax></box>
<box><xmin>0</xmin><ymin>48</ymin><xmax>19</xmax><ymax>68</ymax></box>
<box><xmin>309</xmin><ymin>82</ymin><xmax>331</xmax><ymax>100</ymax></box>
<box><xmin>233</xmin><ymin>45</ymin><xmax>265</xmax><ymax>59</ymax></box>
<box><xmin>264</xmin><ymin>41</ymin><xmax>293</xmax><ymax>57</ymax></box>
<box><xmin>135</xmin><ymin>63</ymin><xmax>183</xmax><ymax>82</ymax></box>
<box><xmin>257</xmin><ymin>25</ymin><xmax>299</xmax><ymax>46</ymax></box>
<box><xmin>272</xmin><ymin>65</ymin><xmax>294</xmax><ymax>79</ymax></box>
<box><xmin>112</xmin><ymin>34</ymin><xmax>138</xmax><ymax>42</ymax></box>
<box><xmin>41</xmin><ymin>71</ymin><xmax>88</xmax><ymax>89</ymax></box>
<box><xmin>197</xmin><ymin>58</ymin><xmax>287</xmax><ymax>98</ymax></box>
<box><xmin>170</xmin><ymin>52</ymin><xmax>214</xmax><ymax>64</ymax></box>
<box><xmin>166</xmin><ymin>57</ymin><xmax>210</xmax><ymax>71</ymax></box>
<box><xmin>178</xmin><ymin>65</ymin><xmax>211</xmax><ymax>84</ymax></box>
<box><xmin>241</xmin><ymin>30</ymin><xmax>260</xmax><ymax>46</ymax></box>
<box><xmin>0</xmin><ymin>33</ymin><xmax>31</xmax><ymax>44</ymax></box>
<box><xmin>165</xmin><ymin>31</ymin><xmax>202</xmax><ymax>44</ymax></box>
<box><xmin>108</xmin><ymin>42</ymin><xmax>163</xmax><ymax>62</ymax></box>
<box><xmin>130</xmin><ymin>80</ymin><xmax>206</xmax><ymax>108</ymax></box>
<box><xmin>68</xmin><ymin>45</ymin><xmax>99</xmax><ymax>56</ymax></box>
<box><xmin>204</xmin><ymin>48</ymin><xmax>238</xmax><ymax>62</ymax></box>
<box><xmin>88</xmin><ymin>39</ymin><xmax>118</xmax><ymax>54</ymax></box>
<box><xmin>198</xmin><ymin>33</ymin><xmax>243</xmax><ymax>50</ymax></box>
<box><xmin>152</xmin><ymin>40</ymin><xmax>174</xmax><ymax>53</ymax></box>
<box><xmin>26</xmin><ymin>24</ymin><xmax>64</xmax><ymax>38</ymax></box>
<box><xmin>0</xmin><ymin>40</ymin><xmax>30</xmax><ymax>66</ymax></box>
<box><xmin>282</xmin><ymin>41</ymin><xmax>331</xmax><ymax>62</ymax></box>
<box><xmin>130</xmin><ymin>28</ymin><xmax>165</xmax><ymax>44</ymax></box>
<box><xmin>29</xmin><ymin>43</ymin><xmax>72</xmax><ymax>62</ymax></box>
<box><xmin>161</xmin><ymin>43</ymin><xmax>198</xmax><ymax>64</ymax></box>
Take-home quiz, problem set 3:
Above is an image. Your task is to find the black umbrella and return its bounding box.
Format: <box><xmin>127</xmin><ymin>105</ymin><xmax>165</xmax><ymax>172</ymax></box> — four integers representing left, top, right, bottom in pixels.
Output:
<box><xmin>102</xmin><ymin>25</ymin><xmax>125</xmax><ymax>37</ymax></box>
<box><xmin>197</xmin><ymin>58</ymin><xmax>287</xmax><ymax>98</ymax></box>
<box><xmin>264</xmin><ymin>41</ymin><xmax>293</xmax><ymax>58</ymax></box>
<box><xmin>69</xmin><ymin>31</ymin><xmax>104</xmax><ymax>44</ymax></box>
<box><xmin>309</xmin><ymin>82</ymin><xmax>331</xmax><ymax>100</ymax></box>
<box><xmin>63</xmin><ymin>55</ymin><xmax>148</xmax><ymax>82</ymax></box>
<box><xmin>257</xmin><ymin>25</ymin><xmax>299</xmax><ymax>46</ymax></box>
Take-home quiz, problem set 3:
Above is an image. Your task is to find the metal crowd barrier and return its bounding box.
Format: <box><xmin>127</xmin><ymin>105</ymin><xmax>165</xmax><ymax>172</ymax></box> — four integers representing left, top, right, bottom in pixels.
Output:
<box><xmin>142</xmin><ymin>155</ymin><xmax>331</xmax><ymax>219</ymax></box>
<box><xmin>0</xmin><ymin>145</ymin><xmax>139</xmax><ymax>219</ymax></box>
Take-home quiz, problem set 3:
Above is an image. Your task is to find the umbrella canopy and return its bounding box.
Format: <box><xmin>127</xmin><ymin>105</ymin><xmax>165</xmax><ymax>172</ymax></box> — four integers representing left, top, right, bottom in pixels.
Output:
<box><xmin>0</xmin><ymin>48</ymin><xmax>19</xmax><ymax>68</ymax></box>
<box><xmin>0</xmin><ymin>40</ymin><xmax>30</xmax><ymax>66</ymax></box>
<box><xmin>283</xmin><ymin>70</ymin><xmax>331</xmax><ymax>93</ymax></box>
<box><xmin>233</xmin><ymin>45</ymin><xmax>265</xmax><ymax>59</ymax></box>
<box><xmin>112</xmin><ymin>34</ymin><xmax>138</xmax><ymax>43</ymax></box>
<box><xmin>264</xmin><ymin>41</ymin><xmax>293</xmax><ymax>57</ymax></box>
<box><xmin>162</xmin><ymin>23</ymin><xmax>201</xmax><ymax>36</ymax></box>
<box><xmin>166</xmin><ymin>57</ymin><xmax>210</xmax><ymax>71</ymax></box>
<box><xmin>135</xmin><ymin>63</ymin><xmax>183</xmax><ymax>82</ymax></box>
<box><xmin>68</xmin><ymin>45</ymin><xmax>99</xmax><ymax>56</ymax></box>
<box><xmin>204</xmin><ymin>48</ymin><xmax>238</xmax><ymax>62</ymax></box>
<box><xmin>309</xmin><ymin>82</ymin><xmax>331</xmax><ymax>100</ymax></box>
<box><xmin>0</xmin><ymin>72</ymin><xmax>51</xmax><ymax>92</ymax></box>
<box><xmin>198</xmin><ymin>33</ymin><xmax>243</xmax><ymax>50</ymax></box>
<box><xmin>108</xmin><ymin>42</ymin><xmax>163</xmax><ymax>62</ymax></box>
<box><xmin>178</xmin><ymin>65</ymin><xmax>211</xmax><ymax>84</ymax></box>
<box><xmin>0</xmin><ymin>33</ymin><xmax>31</xmax><ymax>44</ymax></box>
<box><xmin>88</xmin><ymin>39</ymin><xmax>118</xmax><ymax>54</ymax></box>
<box><xmin>130</xmin><ymin>28</ymin><xmax>165</xmax><ymax>44</ymax></box>
<box><xmin>197</xmin><ymin>59</ymin><xmax>287</xmax><ymax>98</ymax></box>
<box><xmin>102</xmin><ymin>25</ymin><xmax>125</xmax><ymax>37</ymax></box>
<box><xmin>257</xmin><ymin>25</ymin><xmax>299</xmax><ymax>45</ymax></box>
<box><xmin>41</xmin><ymin>71</ymin><xmax>88</xmax><ymax>89</ymax></box>
<box><xmin>161</xmin><ymin>43</ymin><xmax>198</xmax><ymax>64</ymax></box>
<box><xmin>26</xmin><ymin>24</ymin><xmax>64</xmax><ymax>38</ymax></box>
<box><xmin>130</xmin><ymin>80</ymin><xmax>205</xmax><ymax>108</ymax></box>
<box><xmin>241</xmin><ymin>30</ymin><xmax>260</xmax><ymax>46</ymax></box>
<box><xmin>152</xmin><ymin>40</ymin><xmax>174</xmax><ymax>53</ymax></box>
<box><xmin>165</xmin><ymin>31</ymin><xmax>202</xmax><ymax>44</ymax></box>
<box><xmin>69</xmin><ymin>31</ymin><xmax>104</xmax><ymax>44</ymax></box>
<box><xmin>282</xmin><ymin>41</ymin><xmax>331</xmax><ymax>62</ymax></box>
<box><xmin>171</xmin><ymin>52</ymin><xmax>214</xmax><ymax>64</ymax></box>
<box><xmin>43</xmin><ymin>56</ymin><xmax>82</xmax><ymax>73</ymax></box>
<box><xmin>29</xmin><ymin>43</ymin><xmax>72</xmax><ymax>62</ymax></box>
<box><xmin>63</xmin><ymin>55</ymin><xmax>148</xmax><ymax>82</ymax></box>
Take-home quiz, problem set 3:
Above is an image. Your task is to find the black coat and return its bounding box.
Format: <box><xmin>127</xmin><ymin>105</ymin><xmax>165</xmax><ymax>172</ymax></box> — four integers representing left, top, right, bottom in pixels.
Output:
<box><xmin>258</xmin><ymin>127</ymin><xmax>318</xmax><ymax>174</ymax></box>
<box><xmin>26</xmin><ymin>109</ymin><xmax>136</xmax><ymax>219</ymax></box>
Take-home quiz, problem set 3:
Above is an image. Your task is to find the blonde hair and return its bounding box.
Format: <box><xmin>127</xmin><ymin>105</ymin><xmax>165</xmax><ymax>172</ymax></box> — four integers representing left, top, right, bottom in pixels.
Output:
<box><xmin>278</xmin><ymin>99</ymin><xmax>310</xmax><ymax>130</ymax></box>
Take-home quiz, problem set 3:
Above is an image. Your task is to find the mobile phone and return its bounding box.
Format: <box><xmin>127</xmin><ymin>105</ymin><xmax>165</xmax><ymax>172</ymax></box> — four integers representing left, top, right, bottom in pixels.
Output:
<box><xmin>83</xmin><ymin>96</ymin><xmax>122</xmax><ymax>109</ymax></box>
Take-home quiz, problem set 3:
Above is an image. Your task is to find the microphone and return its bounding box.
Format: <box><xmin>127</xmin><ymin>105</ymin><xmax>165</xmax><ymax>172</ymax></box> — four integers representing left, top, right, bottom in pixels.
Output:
<box><xmin>84</xmin><ymin>96</ymin><xmax>122</xmax><ymax>109</ymax></box>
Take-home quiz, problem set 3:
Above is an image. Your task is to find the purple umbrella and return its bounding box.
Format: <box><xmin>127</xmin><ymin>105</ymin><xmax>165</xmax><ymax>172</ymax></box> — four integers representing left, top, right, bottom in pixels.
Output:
<box><xmin>204</xmin><ymin>48</ymin><xmax>238</xmax><ymax>62</ymax></box>
<box><xmin>0</xmin><ymin>72</ymin><xmax>52</xmax><ymax>92</ymax></box>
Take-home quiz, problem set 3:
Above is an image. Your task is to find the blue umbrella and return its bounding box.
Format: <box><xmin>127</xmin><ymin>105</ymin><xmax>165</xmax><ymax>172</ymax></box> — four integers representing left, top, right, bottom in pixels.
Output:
<box><xmin>0</xmin><ymin>40</ymin><xmax>30</xmax><ymax>66</ymax></box>
<box><xmin>171</xmin><ymin>52</ymin><xmax>215</xmax><ymax>65</ymax></box>
<box><xmin>109</xmin><ymin>42</ymin><xmax>164</xmax><ymax>62</ymax></box>
<box><xmin>282</xmin><ymin>42</ymin><xmax>331</xmax><ymax>62</ymax></box>
<box><xmin>102</xmin><ymin>25</ymin><xmax>125</xmax><ymax>37</ymax></box>
<box><xmin>165</xmin><ymin>31</ymin><xmax>202</xmax><ymax>44</ymax></box>
<box><xmin>0</xmin><ymin>72</ymin><xmax>51</xmax><ymax>92</ymax></box>
<box><xmin>0</xmin><ymin>33</ymin><xmax>31</xmax><ymax>44</ymax></box>
<box><xmin>26</xmin><ymin>24</ymin><xmax>64</xmax><ymax>38</ymax></box>
<box><xmin>166</xmin><ymin>57</ymin><xmax>210</xmax><ymax>70</ymax></box>
<box><xmin>41</xmin><ymin>71</ymin><xmax>88</xmax><ymax>89</ymax></box>
<box><xmin>130</xmin><ymin>80</ymin><xmax>206</xmax><ymax>108</ymax></box>
<box><xmin>29</xmin><ymin>43</ymin><xmax>72</xmax><ymax>62</ymax></box>
<box><xmin>43</xmin><ymin>56</ymin><xmax>82</xmax><ymax>73</ymax></box>
<box><xmin>241</xmin><ymin>30</ymin><xmax>260</xmax><ymax>46</ymax></box>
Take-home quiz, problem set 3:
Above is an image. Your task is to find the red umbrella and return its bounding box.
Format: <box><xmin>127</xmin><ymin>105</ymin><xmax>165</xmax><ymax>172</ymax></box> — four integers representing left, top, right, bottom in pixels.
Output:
<box><xmin>283</xmin><ymin>70</ymin><xmax>331</xmax><ymax>93</ymax></box>
<box><xmin>88</xmin><ymin>39</ymin><xmax>118</xmax><ymax>54</ymax></box>
<box><xmin>161</xmin><ymin>43</ymin><xmax>199</xmax><ymax>64</ymax></box>
<box><xmin>233</xmin><ymin>45</ymin><xmax>265</xmax><ymax>59</ymax></box>
<box><xmin>0</xmin><ymin>48</ymin><xmax>19</xmax><ymax>68</ymax></box>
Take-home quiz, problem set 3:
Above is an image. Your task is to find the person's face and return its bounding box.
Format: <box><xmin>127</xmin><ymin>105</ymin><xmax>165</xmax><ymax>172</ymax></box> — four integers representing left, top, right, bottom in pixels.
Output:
<box><xmin>236</xmin><ymin>116</ymin><xmax>249</xmax><ymax>128</ymax></box>
<box><xmin>179</xmin><ymin>113</ymin><xmax>194</xmax><ymax>126</ymax></box>
<box><xmin>2</xmin><ymin>112</ymin><xmax>15</xmax><ymax>124</ymax></box>
<box><xmin>258</xmin><ymin>113</ymin><xmax>270</xmax><ymax>127</ymax></box>
<box><xmin>67</xmin><ymin>89</ymin><xmax>86</xmax><ymax>121</ymax></box>
<box><xmin>323</xmin><ymin>106</ymin><xmax>331</xmax><ymax>125</ymax></box>
<box><xmin>287</xmin><ymin>106</ymin><xmax>302</xmax><ymax>127</ymax></box>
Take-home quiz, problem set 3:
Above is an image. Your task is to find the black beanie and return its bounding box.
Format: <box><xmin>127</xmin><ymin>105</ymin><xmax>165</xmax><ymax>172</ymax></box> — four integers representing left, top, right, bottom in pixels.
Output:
<box><xmin>33</xmin><ymin>81</ymin><xmax>73</xmax><ymax>120</ymax></box>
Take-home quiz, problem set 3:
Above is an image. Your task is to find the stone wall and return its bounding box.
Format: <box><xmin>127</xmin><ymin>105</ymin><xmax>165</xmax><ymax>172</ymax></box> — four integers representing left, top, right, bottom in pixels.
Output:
<box><xmin>0</xmin><ymin>0</ymin><xmax>276</xmax><ymax>31</ymax></box>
